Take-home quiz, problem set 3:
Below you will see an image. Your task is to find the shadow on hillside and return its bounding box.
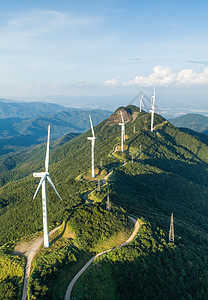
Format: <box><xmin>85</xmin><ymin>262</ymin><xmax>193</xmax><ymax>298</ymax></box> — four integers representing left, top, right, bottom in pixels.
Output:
<box><xmin>111</xmin><ymin>168</ymin><xmax>208</xmax><ymax>234</ymax></box>
<box><xmin>50</xmin><ymin>221</ymin><xmax>68</xmax><ymax>246</ymax></box>
<box><xmin>127</xmin><ymin>121</ymin><xmax>208</xmax><ymax>165</ymax></box>
<box><xmin>72</xmin><ymin>238</ymin><xmax>208</xmax><ymax>300</ymax></box>
<box><xmin>138</xmin><ymin>157</ymin><xmax>208</xmax><ymax>186</ymax></box>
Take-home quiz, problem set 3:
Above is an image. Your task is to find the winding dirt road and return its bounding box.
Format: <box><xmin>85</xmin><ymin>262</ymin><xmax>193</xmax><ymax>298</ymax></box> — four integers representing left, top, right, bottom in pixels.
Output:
<box><xmin>16</xmin><ymin>225</ymin><xmax>61</xmax><ymax>300</ymax></box>
<box><xmin>65</xmin><ymin>216</ymin><xmax>139</xmax><ymax>300</ymax></box>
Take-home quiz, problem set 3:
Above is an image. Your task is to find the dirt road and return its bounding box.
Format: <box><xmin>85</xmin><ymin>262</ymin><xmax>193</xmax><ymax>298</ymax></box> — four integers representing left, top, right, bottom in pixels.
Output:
<box><xmin>14</xmin><ymin>225</ymin><xmax>61</xmax><ymax>300</ymax></box>
<box><xmin>64</xmin><ymin>216</ymin><xmax>139</xmax><ymax>300</ymax></box>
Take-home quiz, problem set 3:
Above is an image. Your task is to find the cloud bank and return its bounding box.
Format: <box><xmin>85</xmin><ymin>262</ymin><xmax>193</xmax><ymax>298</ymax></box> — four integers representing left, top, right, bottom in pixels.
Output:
<box><xmin>103</xmin><ymin>66</ymin><xmax>208</xmax><ymax>87</ymax></box>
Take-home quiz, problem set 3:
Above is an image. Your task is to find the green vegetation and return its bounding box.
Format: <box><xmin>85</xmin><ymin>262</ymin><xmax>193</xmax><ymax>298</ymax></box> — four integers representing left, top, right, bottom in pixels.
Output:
<box><xmin>72</xmin><ymin>220</ymin><xmax>208</xmax><ymax>299</ymax></box>
<box><xmin>0</xmin><ymin>244</ymin><xmax>25</xmax><ymax>300</ymax></box>
<box><xmin>170</xmin><ymin>113</ymin><xmax>208</xmax><ymax>134</ymax></box>
<box><xmin>1</xmin><ymin>105</ymin><xmax>208</xmax><ymax>298</ymax></box>
<box><xmin>28</xmin><ymin>204</ymin><xmax>130</xmax><ymax>300</ymax></box>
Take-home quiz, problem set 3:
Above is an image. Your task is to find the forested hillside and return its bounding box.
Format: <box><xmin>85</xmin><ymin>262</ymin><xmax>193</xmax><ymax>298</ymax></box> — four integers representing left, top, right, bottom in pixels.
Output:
<box><xmin>0</xmin><ymin>100</ymin><xmax>64</xmax><ymax>119</ymax></box>
<box><xmin>1</xmin><ymin>105</ymin><xmax>208</xmax><ymax>298</ymax></box>
<box><xmin>170</xmin><ymin>113</ymin><xmax>208</xmax><ymax>134</ymax></box>
<box><xmin>0</xmin><ymin>101</ymin><xmax>111</xmax><ymax>155</ymax></box>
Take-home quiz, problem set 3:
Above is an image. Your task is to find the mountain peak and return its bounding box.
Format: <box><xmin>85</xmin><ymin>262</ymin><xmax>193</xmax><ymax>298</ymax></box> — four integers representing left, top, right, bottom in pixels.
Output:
<box><xmin>103</xmin><ymin>105</ymin><xmax>143</xmax><ymax>128</ymax></box>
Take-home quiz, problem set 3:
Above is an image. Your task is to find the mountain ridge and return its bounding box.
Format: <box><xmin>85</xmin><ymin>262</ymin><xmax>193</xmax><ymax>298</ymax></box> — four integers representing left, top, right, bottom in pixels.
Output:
<box><xmin>1</xmin><ymin>105</ymin><xmax>208</xmax><ymax>298</ymax></box>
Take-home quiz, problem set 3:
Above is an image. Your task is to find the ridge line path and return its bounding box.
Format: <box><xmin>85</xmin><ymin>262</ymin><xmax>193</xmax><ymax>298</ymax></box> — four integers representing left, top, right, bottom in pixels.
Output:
<box><xmin>65</xmin><ymin>145</ymin><xmax>136</xmax><ymax>299</ymax></box>
<box><xmin>65</xmin><ymin>216</ymin><xmax>140</xmax><ymax>300</ymax></box>
<box><xmin>14</xmin><ymin>225</ymin><xmax>61</xmax><ymax>300</ymax></box>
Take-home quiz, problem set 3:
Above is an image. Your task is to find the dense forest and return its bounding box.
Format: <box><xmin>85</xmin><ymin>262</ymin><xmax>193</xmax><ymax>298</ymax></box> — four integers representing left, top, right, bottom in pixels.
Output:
<box><xmin>1</xmin><ymin>105</ymin><xmax>208</xmax><ymax>298</ymax></box>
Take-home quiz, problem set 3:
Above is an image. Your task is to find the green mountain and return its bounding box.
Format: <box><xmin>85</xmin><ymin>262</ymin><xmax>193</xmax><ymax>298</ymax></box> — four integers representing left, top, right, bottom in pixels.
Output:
<box><xmin>0</xmin><ymin>103</ymin><xmax>111</xmax><ymax>155</ymax></box>
<box><xmin>1</xmin><ymin>105</ymin><xmax>208</xmax><ymax>298</ymax></box>
<box><xmin>170</xmin><ymin>113</ymin><xmax>208</xmax><ymax>134</ymax></box>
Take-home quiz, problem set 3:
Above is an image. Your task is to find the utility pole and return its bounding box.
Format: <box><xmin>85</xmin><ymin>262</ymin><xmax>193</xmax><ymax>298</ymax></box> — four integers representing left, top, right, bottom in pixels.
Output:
<box><xmin>106</xmin><ymin>194</ymin><xmax>111</xmax><ymax>211</ymax></box>
<box><xmin>169</xmin><ymin>213</ymin><xmax>174</xmax><ymax>243</ymax></box>
<box><xmin>97</xmin><ymin>179</ymin><xmax>100</xmax><ymax>192</ymax></box>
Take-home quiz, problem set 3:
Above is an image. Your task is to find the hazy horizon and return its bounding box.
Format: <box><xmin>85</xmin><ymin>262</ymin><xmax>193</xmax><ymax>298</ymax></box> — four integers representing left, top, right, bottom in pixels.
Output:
<box><xmin>0</xmin><ymin>0</ymin><xmax>208</xmax><ymax>113</ymax></box>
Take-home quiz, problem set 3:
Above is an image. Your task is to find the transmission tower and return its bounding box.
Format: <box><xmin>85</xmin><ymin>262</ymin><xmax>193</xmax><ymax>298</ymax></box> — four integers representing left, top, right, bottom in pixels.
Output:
<box><xmin>133</xmin><ymin>125</ymin><xmax>136</xmax><ymax>134</ymax></box>
<box><xmin>97</xmin><ymin>179</ymin><xmax>101</xmax><ymax>192</ymax></box>
<box><xmin>131</xmin><ymin>154</ymin><xmax>134</xmax><ymax>163</ymax></box>
<box><xmin>106</xmin><ymin>194</ymin><xmax>111</xmax><ymax>211</ymax></box>
<box><xmin>169</xmin><ymin>213</ymin><xmax>174</xmax><ymax>243</ymax></box>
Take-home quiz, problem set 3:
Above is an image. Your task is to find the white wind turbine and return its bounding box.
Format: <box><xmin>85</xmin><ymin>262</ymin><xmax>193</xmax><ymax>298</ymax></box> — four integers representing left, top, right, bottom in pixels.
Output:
<box><xmin>87</xmin><ymin>115</ymin><xmax>97</xmax><ymax>178</ymax></box>
<box><xmin>139</xmin><ymin>92</ymin><xmax>144</xmax><ymax>112</ymax></box>
<box><xmin>33</xmin><ymin>125</ymin><xmax>62</xmax><ymax>248</ymax></box>
<box><xmin>150</xmin><ymin>87</ymin><xmax>156</xmax><ymax>132</ymax></box>
<box><xmin>119</xmin><ymin>111</ymin><xmax>126</xmax><ymax>152</ymax></box>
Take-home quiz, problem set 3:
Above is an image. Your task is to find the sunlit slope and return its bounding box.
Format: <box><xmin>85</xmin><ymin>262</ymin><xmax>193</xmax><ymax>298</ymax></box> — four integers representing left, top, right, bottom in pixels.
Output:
<box><xmin>170</xmin><ymin>113</ymin><xmax>208</xmax><ymax>134</ymax></box>
<box><xmin>0</xmin><ymin>105</ymin><xmax>208</xmax><ymax>246</ymax></box>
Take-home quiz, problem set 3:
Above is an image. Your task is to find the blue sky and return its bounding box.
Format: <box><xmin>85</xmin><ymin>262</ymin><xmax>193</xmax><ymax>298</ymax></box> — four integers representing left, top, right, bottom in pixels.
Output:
<box><xmin>0</xmin><ymin>0</ymin><xmax>208</xmax><ymax>108</ymax></box>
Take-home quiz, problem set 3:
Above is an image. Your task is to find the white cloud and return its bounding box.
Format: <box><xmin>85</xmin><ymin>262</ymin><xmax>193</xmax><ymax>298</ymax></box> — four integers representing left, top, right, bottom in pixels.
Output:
<box><xmin>103</xmin><ymin>78</ymin><xmax>118</xmax><ymax>86</ymax></box>
<box><xmin>122</xmin><ymin>66</ymin><xmax>208</xmax><ymax>87</ymax></box>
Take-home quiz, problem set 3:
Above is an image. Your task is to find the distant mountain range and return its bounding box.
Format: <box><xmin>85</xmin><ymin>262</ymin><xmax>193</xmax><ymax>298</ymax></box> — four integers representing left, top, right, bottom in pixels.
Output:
<box><xmin>0</xmin><ymin>100</ymin><xmax>64</xmax><ymax>119</ymax></box>
<box><xmin>0</xmin><ymin>100</ymin><xmax>111</xmax><ymax>155</ymax></box>
<box><xmin>169</xmin><ymin>113</ymin><xmax>208</xmax><ymax>135</ymax></box>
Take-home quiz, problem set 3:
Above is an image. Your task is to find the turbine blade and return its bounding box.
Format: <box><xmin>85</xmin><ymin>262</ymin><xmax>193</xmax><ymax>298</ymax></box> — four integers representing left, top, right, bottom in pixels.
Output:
<box><xmin>45</xmin><ymin>125</ymin><xmax>50</xmax><ymax>172</ymax></box>
<box><xmin>120</xmin><ymin>111</ymin><xmax>124</xmax><ymax>123</ymax></box>
<box><xmin>33</xmin><ymin>175</ymin><xmax>46</xmax><ymax>199</ymax></box>
<box><xmin>127</xmin><ymin>91</ymin><xmax>143</xmax><ymax>105</ymax></box>
<box><xmin>89</xmin><ymin>115</ymin><xmax>95</xmax><ymax>137</ymax></box>
<box><xmin>47</xmin><ymin>176</ymin><xmax>62</xmax><ymax>201</ymax></box>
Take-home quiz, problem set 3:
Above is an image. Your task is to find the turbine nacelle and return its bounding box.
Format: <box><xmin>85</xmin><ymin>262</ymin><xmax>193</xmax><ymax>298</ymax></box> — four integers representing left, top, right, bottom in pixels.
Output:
<box><xmin>33</xmin><ymin>172</ymin><xmax>49</xmax><ymax>178</ymax></box>
<box><xmin>33</xmin><ymin>126</ymin><xmax>63</xmax><ymax>202</ymax></box>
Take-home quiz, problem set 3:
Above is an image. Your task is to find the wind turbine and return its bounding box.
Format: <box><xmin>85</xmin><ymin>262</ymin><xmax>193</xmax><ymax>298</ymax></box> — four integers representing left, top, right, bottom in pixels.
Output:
<box><xmin>33</xmin><ymin>125</ymin><xmax>62</xmax><ymax>248</ymax></box>
<box><xmin>87</xmin><ymin>115</ymin><xmax>97</xmax><ymax>178</ymax></box>
<box><xmin>150</xmin><ymin>87</ymin><xmax>156</xmax><ymax>133</ymax></box>
<box><xmin>139</xmin><ymin>92</ymin><xmax>144</xmax><ymax>112</ymax></box>
<box><xmin>119</xmin><ymin>111</ymin><xmax>126</xmax><ymax>152</ymax></box>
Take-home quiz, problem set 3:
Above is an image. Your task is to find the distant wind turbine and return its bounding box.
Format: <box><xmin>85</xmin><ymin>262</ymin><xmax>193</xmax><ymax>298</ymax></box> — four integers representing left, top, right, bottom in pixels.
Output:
<box><xmin>128</xmin><ymin>91</ymin><xmax>149</xmax><ymax>112</ymax></box>
<box><xmin>150</xmin><ymin>87</ymin><xmax>156</xmax><ymax>132</ymax></box>
<box><xmin>139</xmin><ymin>92</ymin><xmax>144</xmax><ymax>112</ymax></box>
<box><xmin>33</xmin><ymin>125</ymin><xmax>62</xmax><ymax>248</ymax></box>
<box><xmin>119</xmin><ymin>111</ymin><xmax>127</xmax><ymax>152</ymax></box>
<box><xmin>87</xmin><ymin>115</ymin><xmax>97</xmax><ymax>178</ymax></box>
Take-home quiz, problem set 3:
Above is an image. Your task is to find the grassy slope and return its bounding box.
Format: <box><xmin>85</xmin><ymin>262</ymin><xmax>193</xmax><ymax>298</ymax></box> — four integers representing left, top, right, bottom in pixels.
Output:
<box><xmin>28</xmin><ymin>204</ymin><xmax>131</xmax><ymax>300</ymax></box>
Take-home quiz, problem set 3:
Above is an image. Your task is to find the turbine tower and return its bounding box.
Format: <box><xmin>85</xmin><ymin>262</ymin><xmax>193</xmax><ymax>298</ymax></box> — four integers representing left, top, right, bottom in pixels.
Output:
<box><xmin>169</xmin><ymin>213</ymin><xmax>174</xmax><ymax>243</ymax></box>
<box><xmin>119</xmin><ymin>111</ymin><xmax>126</xmax><ymax>152</ymax></box>
<box><xmin>33</xmin><ymin>125</ymin><xmax>62</xmax><ymax>248</ymax></box>
<box><xmin>150</xmin><ymin>87</ymin><xmax>156</xmax><ymax>132</ymax></box>
<box><xmin>87</xmin><ymin>115</ymin><xmax>97</xmax><ymax>178</ymax></box>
